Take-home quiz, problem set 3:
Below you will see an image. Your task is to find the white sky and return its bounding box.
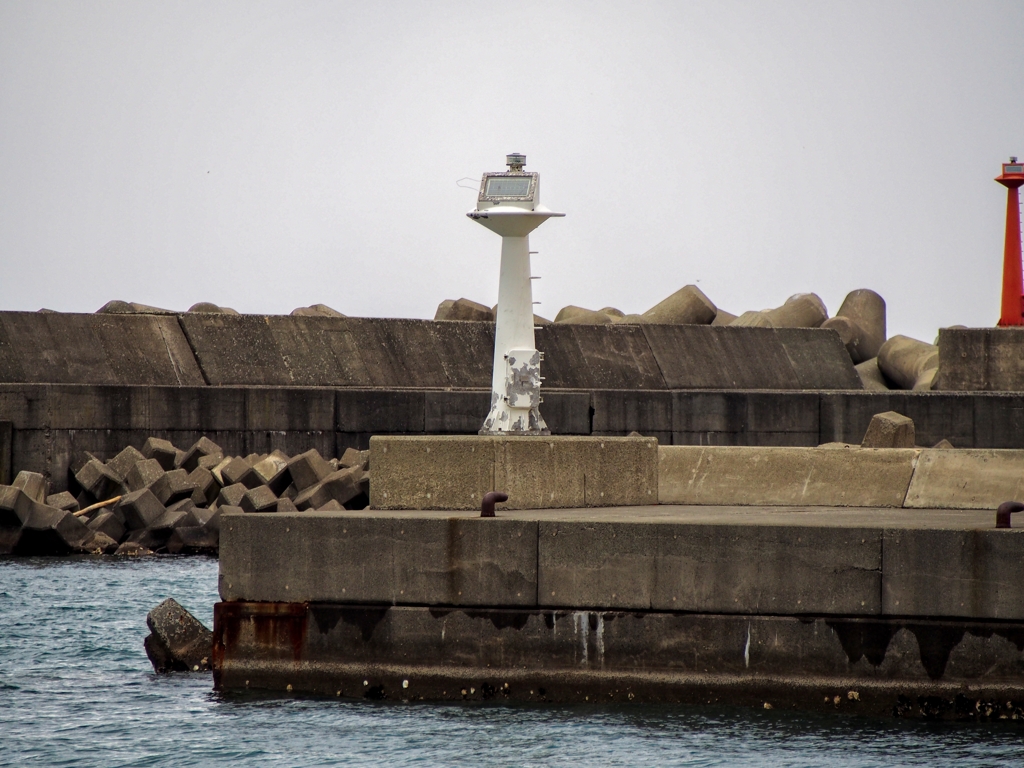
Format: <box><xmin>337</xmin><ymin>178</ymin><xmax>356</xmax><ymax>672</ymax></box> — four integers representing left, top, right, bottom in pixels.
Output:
<box><xmin>1</xmin><ymin>0</ymin><xmax>1022</xmax><ymax>343</ymax></box>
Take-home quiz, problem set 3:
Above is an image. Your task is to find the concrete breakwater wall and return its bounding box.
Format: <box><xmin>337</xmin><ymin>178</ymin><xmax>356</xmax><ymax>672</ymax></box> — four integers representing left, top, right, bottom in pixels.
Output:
<box><xmin>215</xmin><ymin>505</ymin><xmax>1024</xmax><ymax>717</ymax></box>
<box><xmin>659</xmin><ymin>446</ymin><xmax>1024</xmax><ymax>509</ymax></box>
<box><xmin>5</xmin><ymin>386</ymin><xmax>1024</xmax><ymax>490</ymax></box>
<box><xmin>0</xmin><ymin>311</ymin><xmax>859</xmax><ymax>390</ymax></box>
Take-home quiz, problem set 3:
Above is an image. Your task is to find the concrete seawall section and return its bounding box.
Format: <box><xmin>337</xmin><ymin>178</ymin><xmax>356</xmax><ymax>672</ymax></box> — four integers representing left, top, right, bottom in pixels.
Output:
<box><xmin>658</xmin><ymin>446</ymin><xmax>1024</xmax><ymax>510</ymax></box>
<box><xmin>215</xmin><ymin>506</ymin><xmax>1024</xmax><ymax>717</ymax></box>
<box><xmin>0</xmin><ymin>312</ymin><xmax>860</xmax><ymax>390</ymax></box>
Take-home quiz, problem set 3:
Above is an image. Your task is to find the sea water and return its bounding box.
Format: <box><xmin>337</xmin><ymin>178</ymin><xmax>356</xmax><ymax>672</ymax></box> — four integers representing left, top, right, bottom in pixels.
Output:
<box><xmin>1</xmin><ymin>557</ymin><xmax>1022</xmax><ymax>767</ymax></box>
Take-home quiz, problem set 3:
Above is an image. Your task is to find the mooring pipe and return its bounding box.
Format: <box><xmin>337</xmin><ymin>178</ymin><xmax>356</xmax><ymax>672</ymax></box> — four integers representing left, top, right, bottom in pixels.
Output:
<box><xmin>995</xmin><ymin>501</ymin><xmax>1024</xmax><ymax>528</ymax></box>
<box><xmin>481</xmin><ymin>492</ymin><xmax>509</xmax><ymax>518</ymax></box>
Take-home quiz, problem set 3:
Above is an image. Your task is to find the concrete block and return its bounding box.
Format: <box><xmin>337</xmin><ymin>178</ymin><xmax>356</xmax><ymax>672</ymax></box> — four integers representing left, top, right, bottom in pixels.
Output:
<box><xmin>290</xmin><ymin>303</ymin><xmax>345</xmax><ymax>318</ymax></box>
<box><xmin>855</xmin><ymin>358</ymin><xmax>890</xmax><ymax>391</ymax></box>
<box><xmin>80</xmin><ymin>530</ymin><xmax>119</xmax><ymax>554</ymax></box>
<box><xmin>178</xmin><ymin>436</ymin><xmax>223</xmax><ymax>472</ymax></box>
<box><xmin>145</xmin><ymin>598</ymin><xmax>213</xmax><ymax>673</ymax></box>
<box><xmin>74</xmin><ymin>458</ymin><xmax>124</xmax><ymax>501</ymax></box>
<box><xmin>105</xmin><ymin>445</ymin><xmax>146</xmax><ymax>481</ymax></box>
<box><xmin>12</xmin><ymin>470</ymin><xmax>48</xmax><ymax>503</ymax></box>
<box><xmin>338</xmin><ymin>447</ymin><xmax>364</xmax><ymax>469</ymax></box>
<box><xmin>151</xmin><ymin>504</ymin><xmax>198</xmax><ymax>533</ymax></box>
<box><xmin>879</xmin><ymin>335</ymin><xmax>938</xmax><ymax>391</ymax></box>
<box><xmin>824</xmin><ymin>289</ymin><xmax>886</xmax><ymax>363</ymax></box>
<box><xmin>15</xmin><ymin>505</ymin><xmax>91</xmax><ymax>555</ymax></box>
<box><xmin>0</xmin><ymin>486</ymin><xmax>35</xmax><ymax>528</ymax></box>
<box><xmin>187</xmin><ymin>466</ymin><xmax>219</xmax><ymax>506</ymax></box>
<box><xmin>240</xmin><ymin>485</ymin><xmax>279</xmax><ymax>513</ymax></box>
<box><xmin>166</xmin><ymin>526</ymin><xmax>219</xmax><ymax>554</ymax></box>
<box><xmin>883</xmin><ymin>528</ymin><xmax>1024</xmax><ymax>620</ymax></box>
<box><xmin>88</xmin><ymin>509</ymin><xmax>125</xmax><ymax>543</ymax></box>
<box><xmin>371</xmin><ymin>436</ymin><xmax>657</xmax><ymax>511</ymax></box>
<box><xmin>658</xmin><ymin>446</ymin><xmax>918</xmax><ymax>507</ymax></box>
<box><xmin>554</xmin><ymin>305</ymin><xmax>616</xmax><ymax>324</ymax></box>
<box><xmin>861</xmin><ymin>411</ymin><xmax>915</xmax><ymax>448</ymax></box>
<box><xmin>534</xmin><ymin>324</ymin><xmax>664</xmax><ymax>390</ymax></box>
<box><xmin>125</xmin><ymin>458</ymin><xmax>165</xmax><ymax>493</ymax></box>
<box><xmin>252</xmin><ymin>453</ymin><xmax>289</xmax><ymax>483</ymax></box>
<box><xmin>220</xmin><ymin>457</ymin><xmax>261</xmax><ymax>489</ymax></box>
<box><xmin>141</xmin><ymin>437</ymin><xmax>179</xmax><ymax>470</ymax></box>
<box><xmin>763</xmin><ymin>293</ymin><xmax>829</xmax><ymax>328</ymax></box>
<box><xmin>370</xmin><ymin>436</ymin><xmax>495</xmax><ymax>510</ymax></box>
<box><xmin>937</xmin><ymin>327</ymin><xmax>1024</xmax><ymax>392</ymax></box>
<box><xmin>537</xmin><ymin>519</ymin><xmax>880</xmax><ymax>615</ymax></box>
<box><xmin>294</xmin><ymin>465</ymin><xmax>362</xmax><ymax>510</ymax></box>
<box><xmin>96</xmin><ymin>300</ymin><xmax>175</xmax><ymax>315</ymax></box>
<box><xmin>275</xmin><ymin>497</ymin><xmax>297</xmax><ymax>513</ymax></box>
<box><xmin>904</xmin><ymin>449</ymin><xmax>1024</xmax><ymax>509</ymax></box>
<box><xmin>218</xmin><ymin>510</ymin><xmax>536</xmax><ymax>606</ymax></box>
<box><xmin>149</xmin><ymin>468</ymin><xmax>195</xmax><ymax>505</ymax></box>
<box><xmin>217</xmin><ymin>483</ymin><xmax>248</xmax><ymax>508</ymax></box>
<box><xmin>434</xmin><ymin>298</ymin><xmax>494</xmax><ymax>321</ymax></box>
<box><xmin>427</xmin><ymin>320</ymin><xmax>495</xmax><ymax>389</ymax></box>
<box><xmin>287</xmin><ymin>449</ymin><xmax>334</xmax><ymax>492</ymax></box>
<box><xmin>116</xmin><ymin>488</ymin><xmax>166</xmax><ymax>530</ymax></box>
<box><xmin>644</xmin><ymin>326</ymin><xmax>810</xmax><ymax>389</ymax></box>
<box><xmin>45</xmin><ymin>490</ymin><xmax>79</xmax><ymax>513</ymax></box>
<box><xmin>639</xmin><ymin>284</ymin><xmax>717</xmax><ymax>325</ymax></box>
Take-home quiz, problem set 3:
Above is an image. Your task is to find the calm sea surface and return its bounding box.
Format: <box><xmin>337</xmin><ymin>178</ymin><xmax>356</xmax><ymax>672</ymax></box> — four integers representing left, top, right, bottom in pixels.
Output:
<box><xmin>2</xmin><ymin>557</ymin><xmax>1023</xmax><ymax>767</ymax></box>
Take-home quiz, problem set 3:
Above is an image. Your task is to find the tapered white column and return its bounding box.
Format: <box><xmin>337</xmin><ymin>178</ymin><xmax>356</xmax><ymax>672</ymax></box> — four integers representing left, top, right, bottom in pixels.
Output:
<box><xmin>480</xmin><ymin>234</ymin><xmax>548</xmax><ymax>434</ymax></box>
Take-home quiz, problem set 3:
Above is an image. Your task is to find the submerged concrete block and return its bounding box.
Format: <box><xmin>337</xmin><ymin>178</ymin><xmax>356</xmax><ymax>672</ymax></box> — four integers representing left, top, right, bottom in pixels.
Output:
<box><xmin>145</xmin><ymin>598</ymin><xmax>213</xmax><ymax>672</ymax></box>
<box><xmin>658</xmin><ymin>446</ymin><xmax>919</xmax><ymax>507</ymax></box>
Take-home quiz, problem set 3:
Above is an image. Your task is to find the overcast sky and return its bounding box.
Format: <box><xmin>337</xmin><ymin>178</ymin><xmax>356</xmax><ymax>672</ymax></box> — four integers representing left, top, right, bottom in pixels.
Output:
<box><xmin>2</xmin><ymin>1</ymin><xmax>1022</xmax><ymax>343</ymax></box>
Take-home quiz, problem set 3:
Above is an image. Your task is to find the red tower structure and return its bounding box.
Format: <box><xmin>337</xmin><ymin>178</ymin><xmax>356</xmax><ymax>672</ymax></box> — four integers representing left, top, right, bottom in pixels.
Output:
<box><xmin>996</xmin><ymin>157</ymin><xmax>1024</xmax><ymax>326</ymax></box>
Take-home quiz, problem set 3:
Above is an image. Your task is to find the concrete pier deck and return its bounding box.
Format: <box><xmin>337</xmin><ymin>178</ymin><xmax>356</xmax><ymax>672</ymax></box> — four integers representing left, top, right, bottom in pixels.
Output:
<box><xmin>213</xmin><ymin>505</ymin><xmax>1024</xmax><ymax>719</ymax></box>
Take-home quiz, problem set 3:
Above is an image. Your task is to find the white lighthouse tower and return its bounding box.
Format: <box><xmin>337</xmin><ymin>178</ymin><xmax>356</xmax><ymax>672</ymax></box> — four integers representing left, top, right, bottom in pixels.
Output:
<box><xmin>467</xmin><ymin>154</ymin><xmax>564</xmax><ymax>435</ymax></box>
